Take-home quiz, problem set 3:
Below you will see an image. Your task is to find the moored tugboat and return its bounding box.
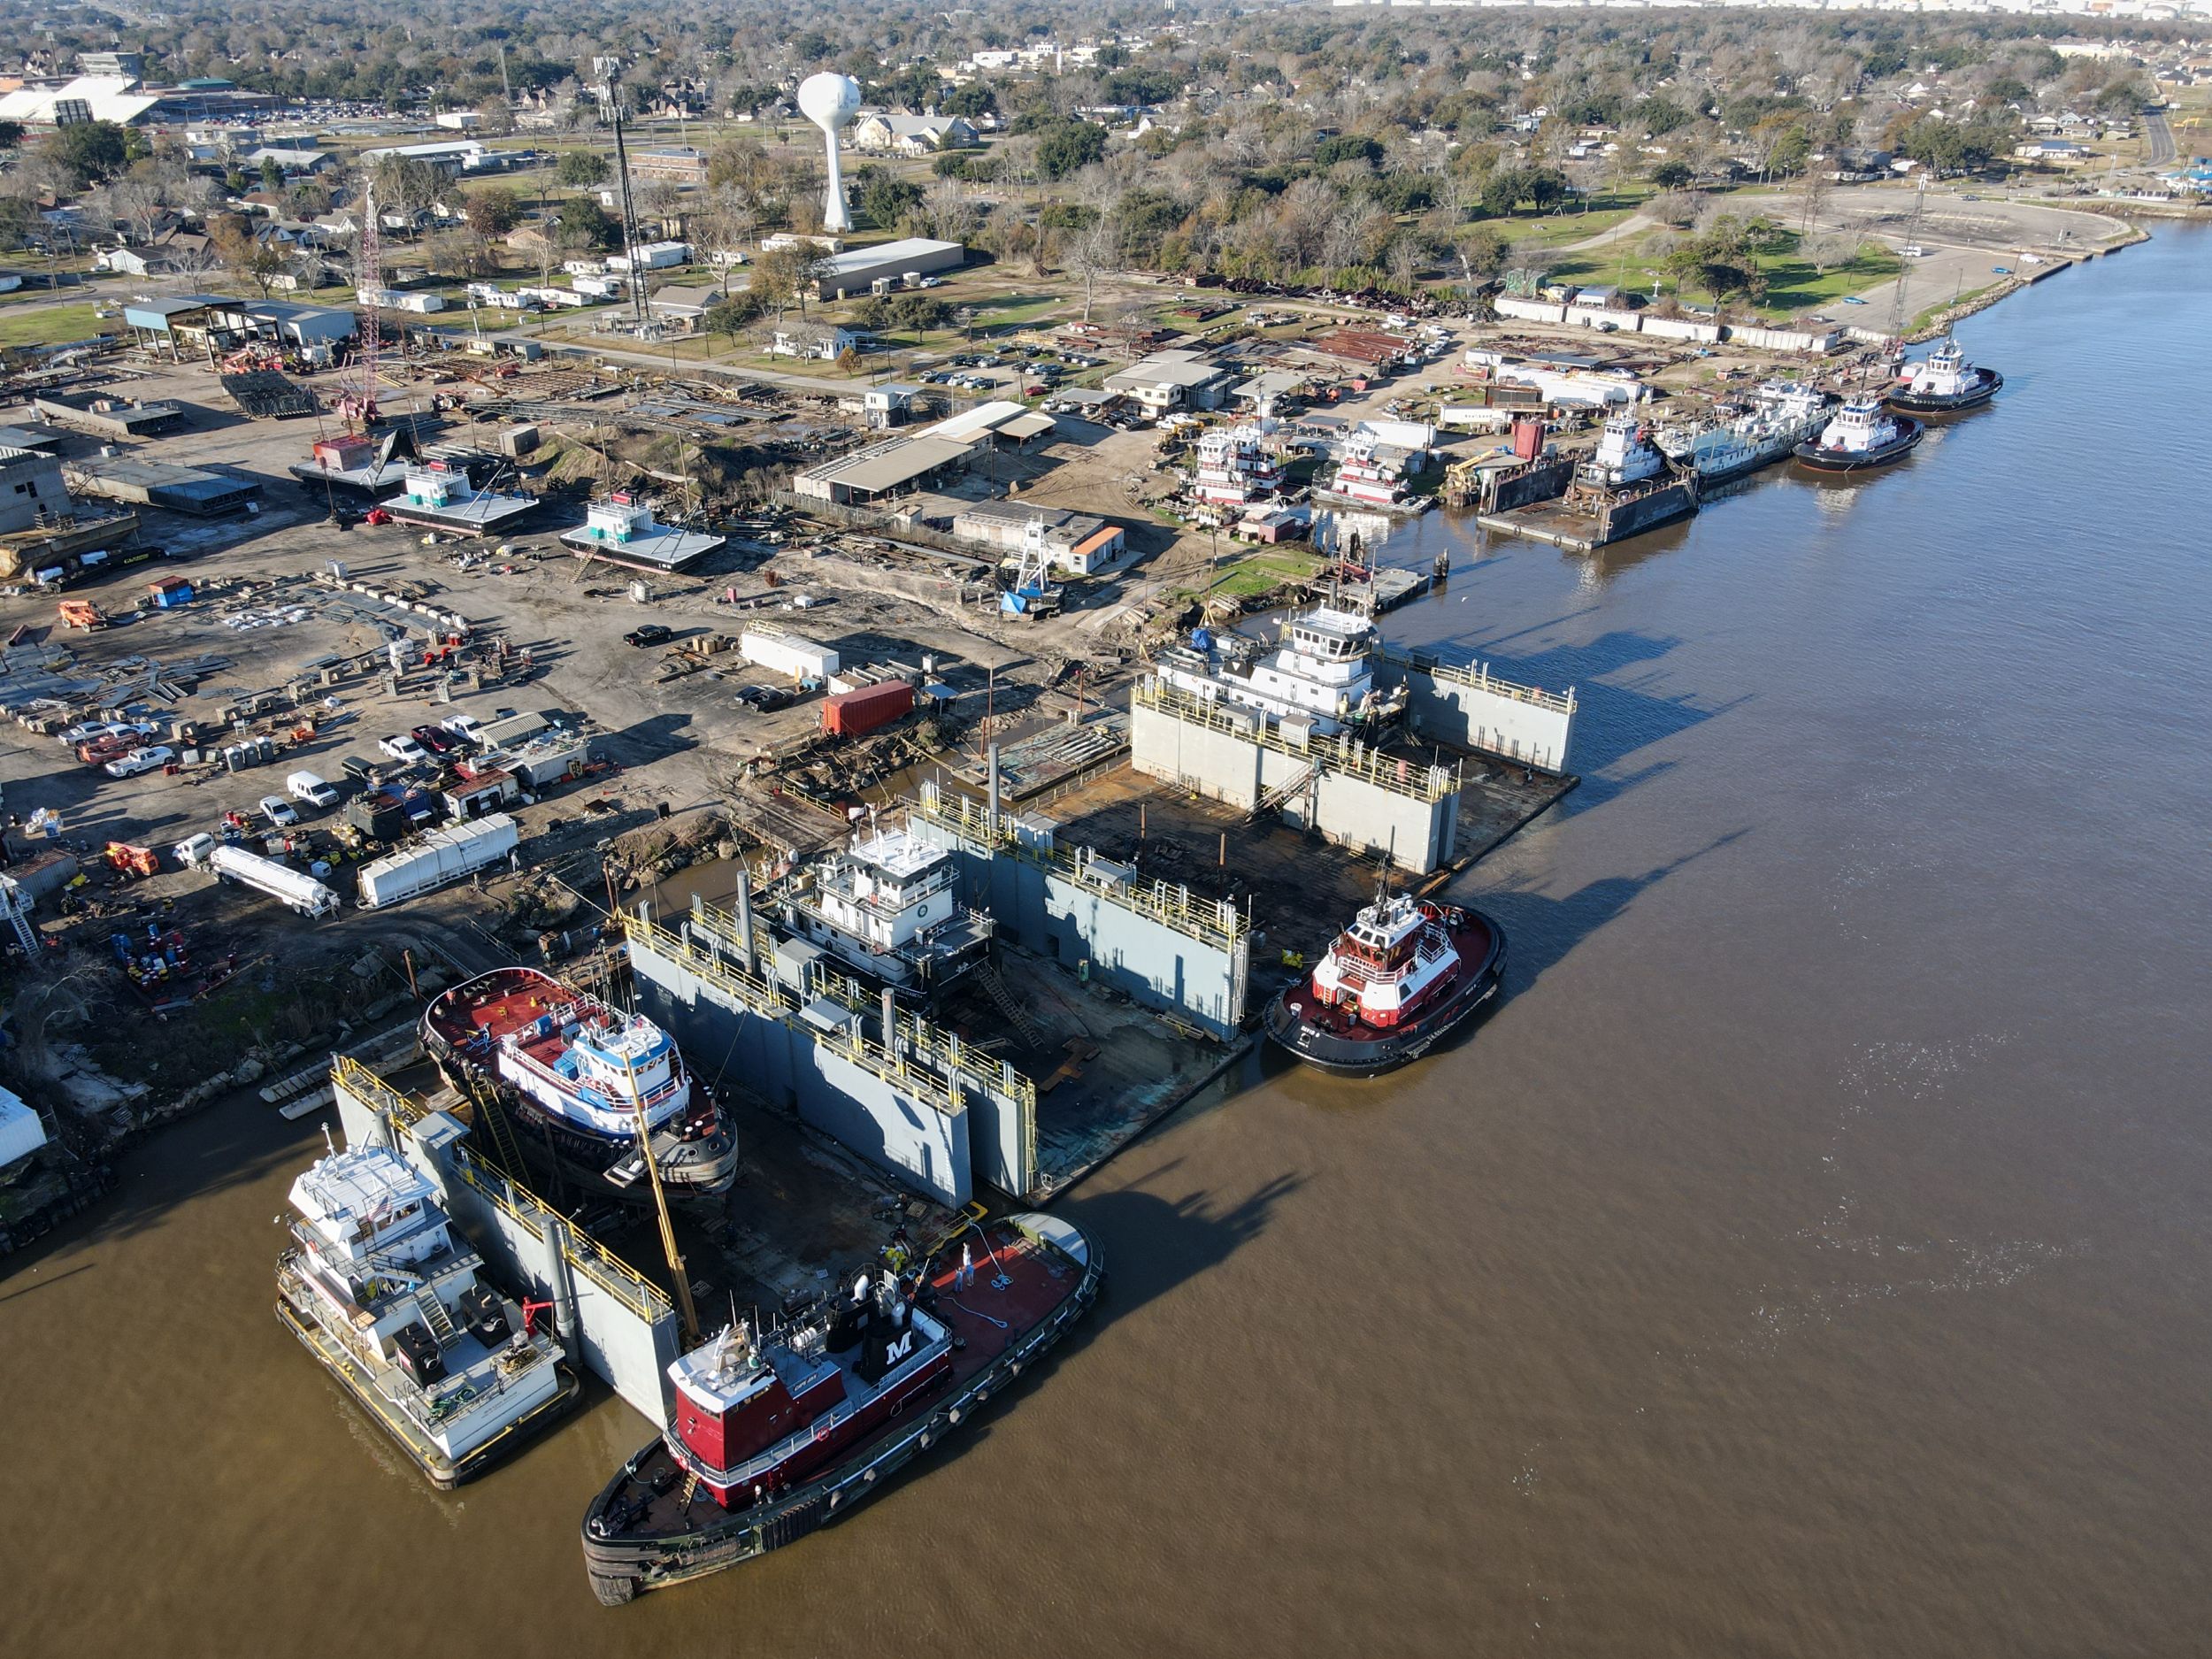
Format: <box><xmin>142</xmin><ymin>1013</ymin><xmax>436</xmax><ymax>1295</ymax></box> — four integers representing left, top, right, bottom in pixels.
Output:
<box><xmin>1264</xmin><ymin>887</ymin><xmax>1506</xmax><ymax>1077</ymax></box>
<box><xmin>422</xmin><ymin>967</ymin><xmax>738</xmax><ymax>1201</ymax></box>
<box><xmin>1793</xmin><ymin>397</ymin><xmax>1924</xmax><ymax>473</ymax></box>
<box><xmin>580</xmin><ymin>1211</ymin><xmax>1101</xmax><ymax>1605</ymax></box>
<box><xmin>276</xmin><ymin>1135</ymin><xmax>580</xmax><ymax>1486</ymax></box>
<box><xmin>1885</xmin><ymin>336</ymin><xmax>2003</xmax><ymax>415</ymax></box>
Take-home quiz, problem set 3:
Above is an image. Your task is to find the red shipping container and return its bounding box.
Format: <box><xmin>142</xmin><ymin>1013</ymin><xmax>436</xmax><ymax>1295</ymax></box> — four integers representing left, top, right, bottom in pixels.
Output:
<box><xmin>820</xmin><ymin>680</ymin><xmax>913</xmax><ymax>738</ymax></box>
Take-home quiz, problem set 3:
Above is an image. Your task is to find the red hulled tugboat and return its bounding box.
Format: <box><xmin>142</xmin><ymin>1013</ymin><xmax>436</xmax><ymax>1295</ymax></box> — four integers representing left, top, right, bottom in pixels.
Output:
<box><xmin>1264</xmin><ymin>887</ymin><xmax>1506</xmax><ymax>1077</ymax></box>
<box><xmin>580</xmin><ymin>1212</ymin><xmax>1101</xmax><ymax>1605</ymax></box>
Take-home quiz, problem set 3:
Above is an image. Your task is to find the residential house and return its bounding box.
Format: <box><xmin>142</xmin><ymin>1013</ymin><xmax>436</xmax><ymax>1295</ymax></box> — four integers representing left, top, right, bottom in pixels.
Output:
<box><xmin>849</xmin><ymin>113</ymin><xmax>978</xmax><ymax>156</ymax></box>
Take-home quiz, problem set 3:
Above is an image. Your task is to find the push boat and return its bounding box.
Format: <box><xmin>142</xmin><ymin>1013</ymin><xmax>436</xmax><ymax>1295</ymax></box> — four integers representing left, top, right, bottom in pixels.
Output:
<box><xmin>1792</xmin><ymin>397</ymin><xmax>1923</xmax><ymax>473</ymax></box>
<box><xmin>1264</xmin><ymin>888</ymin><xmax>1506</xmax><ymax>1077</ymax></box>
<box><xmin>580</xmin><ymin>1211</ymin><xmax>1101</xmax><ymax>1605</ymax></box>
<box><xmin>1885</xmin><ymin>336</ymin><xmax>2002</xmax><ymax>415</ymax></box>
<box><xmin>422</xmin><ymin>966</ymin><xmax>738</xmax><ymax>1200</ymax></box>
<box><xmin>276</xmin><ymin>1136</ymin><xmax>580</xmax><ymax>1486</ymax></box>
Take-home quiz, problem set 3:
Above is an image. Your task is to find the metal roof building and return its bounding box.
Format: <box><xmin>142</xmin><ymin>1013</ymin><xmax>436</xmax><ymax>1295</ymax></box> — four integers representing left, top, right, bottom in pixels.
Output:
<box><xmin>791</xmin><ymin>434</ymin><xmax>977</xmax><ymax>506</ymax></box>
<box><xmin>811</xmin><ymin>238</ymin><xmax>965</xmax><ymax>298</ymax></box>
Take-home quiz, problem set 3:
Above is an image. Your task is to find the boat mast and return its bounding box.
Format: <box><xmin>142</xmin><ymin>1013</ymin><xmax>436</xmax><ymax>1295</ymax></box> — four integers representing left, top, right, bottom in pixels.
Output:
<box><xmin>622</xmin><ymin>1041</ymin><xmax>699</xmax><ymax>1346</ymax></box>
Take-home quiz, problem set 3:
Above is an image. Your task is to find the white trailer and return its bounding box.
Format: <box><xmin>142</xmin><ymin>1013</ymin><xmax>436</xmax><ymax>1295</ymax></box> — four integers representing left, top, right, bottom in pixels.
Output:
<box><xmin>739</xmin><ymin>626</ymin><xmax>839</xmax><ymax>682</ymax></box>
<box><xmin>208</xmin><ymin>845</ymin><xmax>342</xmax><ymax>918</ymax></box>
<box><xmin>356</xmin><ymin>813</ymin><xmax>519</xmax><ymax>910</ymax></box>
<box><xmin>504</xmin><ymin>734</ymin><xmax>592</xmax><ymax>789</ymax></box>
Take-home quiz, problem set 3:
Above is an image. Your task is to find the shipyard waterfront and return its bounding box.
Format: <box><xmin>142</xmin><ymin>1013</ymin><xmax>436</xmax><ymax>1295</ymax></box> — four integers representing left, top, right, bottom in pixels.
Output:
<box><xmin>4</xmin><ymin>227</ymin><xmax>2209</xmax><ymax>1656</ymax></box>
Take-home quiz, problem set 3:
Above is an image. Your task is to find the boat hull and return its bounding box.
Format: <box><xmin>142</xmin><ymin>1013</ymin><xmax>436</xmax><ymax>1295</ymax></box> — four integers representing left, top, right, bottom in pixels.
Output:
<box><xmin>1793</xmin><ymin>420</ymin><xmax>1924</xmax><ymax>472</ymax></box>
<box><xmin>1886</xmin><ymin>371</ymin><xmax>2002</xmax><ymax>415</ymax></box>
<box><xmin>579</xmin><ymin>1216</ymin><xmax>1102</xmax><ymax>1605</ymax></box>
<box><xmin>275</xmin><ymin>1289</ymin><xmax>580</xmax><ymax>1488</ymax></box>
<box><xmin>1263</xmin><ymin>910</ymin><xmax>1507</xmax><ymax>1078</ymax></box>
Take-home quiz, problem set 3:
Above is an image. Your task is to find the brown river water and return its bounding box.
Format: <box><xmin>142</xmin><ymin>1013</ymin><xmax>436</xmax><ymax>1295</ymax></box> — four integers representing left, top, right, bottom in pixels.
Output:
<box><xmin>7</xmin><ymin>227</ymin><xmax>2210</xmax><ymax>1657</ymax></box>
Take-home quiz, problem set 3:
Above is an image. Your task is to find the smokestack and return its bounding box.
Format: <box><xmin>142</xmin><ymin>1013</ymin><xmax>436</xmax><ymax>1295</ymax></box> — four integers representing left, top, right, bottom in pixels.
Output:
<box><xmin>881</xmin><ymin>986</ymin><xmax>898</xmax><ymax>1056</ymax></box>
<box><xmin>733</xmin><ymin>863</ymin><xmax>755</xmax><ymax>974</ymax></box>
<box><xmin>987</xmin><ymin>743</ymin><xmax>1001</xmax><ymax>834</ymax></box>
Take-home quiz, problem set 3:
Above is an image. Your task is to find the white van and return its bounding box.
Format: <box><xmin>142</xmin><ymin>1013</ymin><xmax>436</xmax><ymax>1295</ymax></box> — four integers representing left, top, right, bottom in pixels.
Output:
<box><xmin>288</xmin><ymin>770</ymin><xmax>340</xmax><ymax>809</ymax></box>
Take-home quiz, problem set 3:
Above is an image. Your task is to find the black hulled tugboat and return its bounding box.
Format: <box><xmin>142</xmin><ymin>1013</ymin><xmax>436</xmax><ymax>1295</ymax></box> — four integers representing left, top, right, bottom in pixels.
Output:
<box><xmin>580</xmin><ymin>1212</ymin><xmax>1101</xmax><ymax>1605</ymax></box>
<box><xmin>1264</xmin><ymin>887</ymin><xmax>1506</xmax><ymax>1077</ymax></box>
<box><xmin>1792</xmin><ymin>396</ymin><xmax>1924</xmax><ymax>473</ymax></box>
<box><xmin>1885</xmin><ymin>336</ymin><xmax>2003</xmax><ymax>414</ymax></box>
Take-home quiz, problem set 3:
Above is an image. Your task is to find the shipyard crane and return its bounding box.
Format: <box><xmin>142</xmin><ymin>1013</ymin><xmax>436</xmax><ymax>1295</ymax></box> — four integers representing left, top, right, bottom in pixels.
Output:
<box><xmin>591</xmin><ymin>58</ymin><xmax>653</xmax><ymax>334</ymax></box>
<box><xmin>1000</xmin><ymin>517</ymin><xmax>1064</xmax><ymax>618</ymax></box>
<box><xmin>342</xmin><ymin>181</ymin><xmax>383</xmax><ymax>431</ymax></box>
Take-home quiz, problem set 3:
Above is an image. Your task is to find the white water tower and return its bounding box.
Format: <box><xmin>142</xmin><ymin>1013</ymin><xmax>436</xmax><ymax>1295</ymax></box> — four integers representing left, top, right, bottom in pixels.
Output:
<box><xmin>797</xmin><ymin>72</ymin><xmax>863</xmax><ymax>235</ymax></box>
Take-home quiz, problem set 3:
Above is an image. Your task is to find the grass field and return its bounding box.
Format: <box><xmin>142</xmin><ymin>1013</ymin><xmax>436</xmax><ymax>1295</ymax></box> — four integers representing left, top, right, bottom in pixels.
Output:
<box><xmin>0</xmin><ymin>303</ymin><xmax>109</xmax><ymax>349</ymax></box>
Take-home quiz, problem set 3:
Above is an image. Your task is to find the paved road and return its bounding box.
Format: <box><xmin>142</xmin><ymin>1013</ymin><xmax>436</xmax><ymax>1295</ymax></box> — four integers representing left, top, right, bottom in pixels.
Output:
<box><xmin>2144</xmin><ymin>110</ymin><xmax>2177</xmax><ymax>168</ymax></box>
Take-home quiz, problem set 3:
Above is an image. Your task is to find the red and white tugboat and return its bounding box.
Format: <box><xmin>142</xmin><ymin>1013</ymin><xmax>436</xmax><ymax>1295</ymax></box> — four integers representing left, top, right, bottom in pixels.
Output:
<box><xmin>580</xmin><ymin>1212</ymin><xmax>1101</xmax><ymax>1604</ymax></box>
<box><xmin>422</xmin><ymin>967</ymin><xmax>738</xmax><ymax>1200</ymax></box>
<box><xmin>1265</xmin><ymin>887</ymin><xmax>1506</xmax><ymax>1076</ymax></box>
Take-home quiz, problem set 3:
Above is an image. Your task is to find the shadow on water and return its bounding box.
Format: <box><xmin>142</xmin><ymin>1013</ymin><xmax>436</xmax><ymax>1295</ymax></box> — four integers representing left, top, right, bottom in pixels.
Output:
<box><xmin>0</xmin><ymin>1085</ymin><xmax>319</xmax><ymax>1280</ymax></box>
<box><xmin>1416</xmin><ymin>621</ymin><xmax>1750</xmax><ymax>810</ymax></box>
<box><xmin>1476</xmin><ymin>827</ymin><xmax>1751</xmax><ymax>995</ymax></box>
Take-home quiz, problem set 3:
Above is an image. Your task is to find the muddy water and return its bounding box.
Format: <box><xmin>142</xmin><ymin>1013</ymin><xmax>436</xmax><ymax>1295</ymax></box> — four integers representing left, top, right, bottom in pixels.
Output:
<box><xmin>8</xmin><ymin>229</ymin><xmax>2212</xmax><ymax>1658</ymax></box>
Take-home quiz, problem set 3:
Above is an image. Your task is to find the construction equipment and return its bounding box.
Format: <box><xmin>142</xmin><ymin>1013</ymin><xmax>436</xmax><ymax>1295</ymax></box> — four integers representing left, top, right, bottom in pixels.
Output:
<box><xmin>998</xmin><ymin>517</ymin><xmax>1065</xmax><ymax>619</ymax></box>
<box><xmin>57</xmin><ymin>598</ymin><xmax>107</xmax><ymax>630</ymax></box>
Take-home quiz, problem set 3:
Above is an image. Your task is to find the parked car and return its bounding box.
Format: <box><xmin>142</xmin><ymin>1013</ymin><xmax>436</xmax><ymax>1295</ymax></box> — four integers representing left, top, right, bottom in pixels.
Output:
<box><xmin>60</xmin><ymin>718</ymin><xmax>156</xmax><ymax>746</ymax></box>
<box><xmin>410</xmin><ymin>724</ymin><xmax>457</xmax><ymax>756</ymax></box>
<box><xmin>734</xmin><ymin>683</ymin><xmax>794</xmax><ymax>711</ymax></box>
<box><xmin>258</xmin><ymin>795</ymin><xmax>301</xmax><ymax>828</ymax></box>
<box><xmin>378</xmin><ymin>733</ymin><xmax>427</xmax><ymax>764</ymax></box>
<box><xmin>342</xmin><ymin>755</ymin><xmax>380</xmax><ymax>786</ymax></box>
<box><xmin>441</xmin><ymin>714</ymin><xmax>486</xmax><ymax>746</ymax></box>
<box><xmin>625</xmin><ymin>623</ymin><xmax>673</xmax><ymax>648</ymax></box>
<box><xmin>104</xmin><ymin>746</ymin><xmax>175</xmax><ymax>778</ymax></box>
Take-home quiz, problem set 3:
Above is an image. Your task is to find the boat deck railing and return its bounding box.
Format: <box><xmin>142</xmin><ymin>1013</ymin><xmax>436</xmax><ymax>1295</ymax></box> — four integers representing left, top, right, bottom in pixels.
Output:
<box><xmin>328</xmin><ymin>1055</ymin><xmax>672</xmax><ymax>1327</ymax></box>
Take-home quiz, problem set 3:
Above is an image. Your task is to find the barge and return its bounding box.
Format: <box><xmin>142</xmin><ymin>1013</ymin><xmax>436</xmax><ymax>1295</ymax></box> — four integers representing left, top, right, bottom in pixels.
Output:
<box><xmin>1476</xmin><ymin>412</ymin><xmax>1698</xmax><ymax>550</ymax></box>
<box><xmin>580</xmin><ymin>1211</ymin><xmax>1101</xmax><ymax>1604</ymax></box>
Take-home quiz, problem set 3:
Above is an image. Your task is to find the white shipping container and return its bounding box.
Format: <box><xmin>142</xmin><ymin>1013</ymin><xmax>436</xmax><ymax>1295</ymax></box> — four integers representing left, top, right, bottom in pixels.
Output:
<box><xmin>356</xmin><ymin>813</ymin><xmax>518</xmax><ymax>909</ymax></box>
<box><xmin>208</xmin><ymin>844</ymin><xmax>342</xmax><ymax>918</ymax></box>
<box><xmin>739</xmin><ymin>626</ymin><xmax>839</xmax><ymax>682</ymax></box>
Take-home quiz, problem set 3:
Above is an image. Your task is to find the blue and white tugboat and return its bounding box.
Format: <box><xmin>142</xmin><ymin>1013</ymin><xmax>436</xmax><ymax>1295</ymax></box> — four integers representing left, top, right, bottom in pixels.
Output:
<box><xmin>1793</xmin><ymin>396</ymin><xmax>1923</xmax><ymax>473</ymax></box>
<box><xmin>1265</xmin><ymin>887</ymin><xmax>1506</xmax><ymax>1077</ymax></box>
<box><xmin>1886</xmin><ymin>336</ymin><xmax>2002</xmax><ymax>414</ymax></box>
<box><xmin>423</xmin><ymin>967</ymin><xmax>738</xmax><ymax>1199</ymax></box>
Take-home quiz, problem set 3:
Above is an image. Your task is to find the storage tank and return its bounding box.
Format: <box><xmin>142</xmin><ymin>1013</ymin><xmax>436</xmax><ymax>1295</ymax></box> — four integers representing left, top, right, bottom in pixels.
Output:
<box><xmin>207</xmin><ymin>845</ymin><xmax>342</xmax><ymax>918</ymax></box>
<box><xmin>740</xmin><ymin>626</ymin><xmax>840</xmax><ymax>682</ymax></box>
<box><xmin>356</xmin><ymin>813</ymin><xmax>519</xmax><ymax>909</ymax></box>
<box><xmin>820</xmin><ymin>680</ymin><xmax>913</xmax><ymax>738</ymax></box>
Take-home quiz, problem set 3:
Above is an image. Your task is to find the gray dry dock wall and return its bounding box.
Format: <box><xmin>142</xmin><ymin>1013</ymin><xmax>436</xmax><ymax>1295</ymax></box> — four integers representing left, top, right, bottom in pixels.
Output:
<box><xmin>910</xmin><ymin>811</ymin><xmax>1249</xmax><ymax>1039</ymax></box>
<box><xmin>627</xmin><ymin>921</ymin><xmax>1003</xmax><ymax>1209</ymax></box>
<box><xmin>1374</xmin><ymin>649</ymin><xmax>1575</xmax><ymax>774</ymax></box>
<box><xmin>333</xmin><ymin>1087</ymin><xmax>680</xmax><ymax>1420</ymax></box>
<box><xmin>1127</xmin><ymin>699</ymin><xmax>1459</xmax><ymax>876</ymax></box>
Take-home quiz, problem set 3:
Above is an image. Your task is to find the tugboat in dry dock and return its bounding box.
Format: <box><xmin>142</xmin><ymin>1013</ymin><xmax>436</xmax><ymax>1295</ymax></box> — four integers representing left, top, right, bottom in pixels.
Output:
<box><xmin>580</xmin><ymin>1211</ymin><xmax>1101</xmax><ymax>1604</ymax></box>
<box><xmin>422</xmin><ymin>966</ymin><xmax>738</xmax><ymax>1199</ymax></box>
<box><xmin>1885</xmin><ymin>336</ymin><xmax>2002</xmax><ymax>415</ymax></box>
<box><xmin>1264</xmin><ymin>886</ymin><xmax>1506</xmax><ymax>1077</ymax></box>
<box><xmin>1793</xmin><ymin>397</ymin><xmax>1923</xmax><ymax>473</ymax></box>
